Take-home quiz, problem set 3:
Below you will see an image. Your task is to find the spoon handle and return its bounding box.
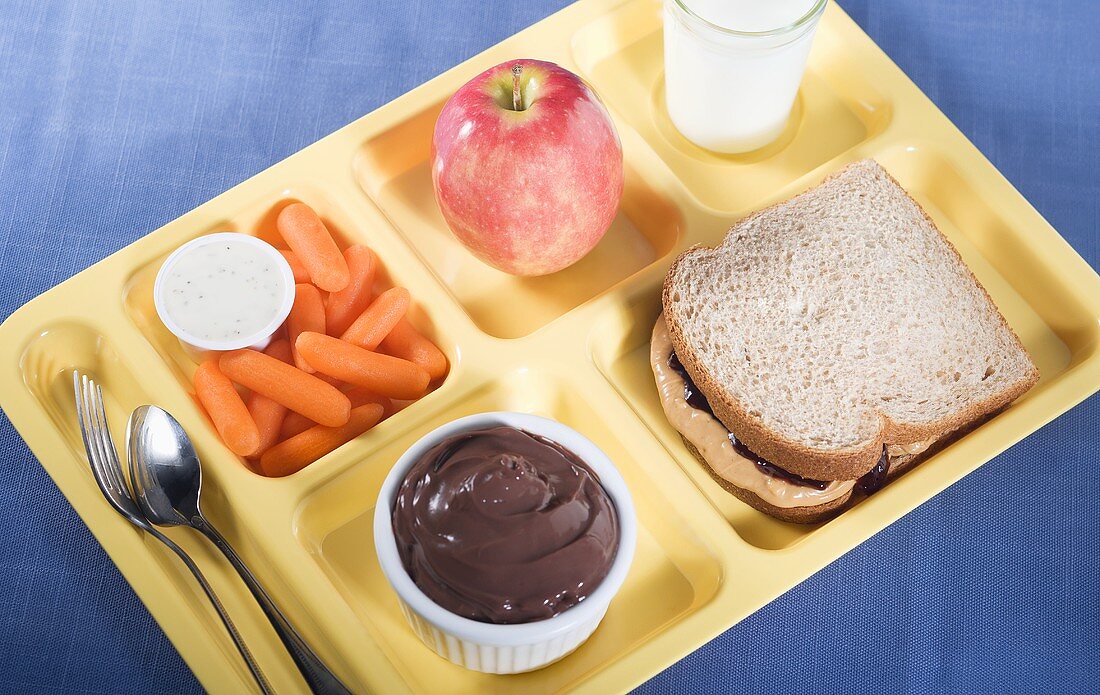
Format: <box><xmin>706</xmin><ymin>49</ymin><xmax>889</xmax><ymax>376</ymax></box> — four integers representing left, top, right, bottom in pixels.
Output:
<box><xmin>193</xmin><ymin>517</ymin><xmax>353</xmax><ymax>695</ymax></box>
<box><xmin>147</xmin><ymin>527</ymin><xmax>276</xmax><ymax>695</ymax></box>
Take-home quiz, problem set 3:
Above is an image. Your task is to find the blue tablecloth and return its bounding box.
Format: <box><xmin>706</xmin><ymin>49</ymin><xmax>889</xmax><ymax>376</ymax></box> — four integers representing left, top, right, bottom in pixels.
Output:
<box><xmin>1</xmin><ymin>1</ymin><xmax>1096</xmax><ymax>693</ymax></box>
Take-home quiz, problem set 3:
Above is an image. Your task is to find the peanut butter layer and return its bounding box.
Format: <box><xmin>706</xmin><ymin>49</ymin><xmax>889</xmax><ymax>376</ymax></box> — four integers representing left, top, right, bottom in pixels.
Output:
<box><xmin>651</xmin><ymin>317</ymin><xmax>855</xmax><ymax>509</ymax></box>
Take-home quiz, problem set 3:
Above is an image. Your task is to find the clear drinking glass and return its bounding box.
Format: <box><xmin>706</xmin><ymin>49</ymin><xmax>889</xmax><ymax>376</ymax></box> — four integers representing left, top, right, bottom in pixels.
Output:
<box><xmin>663</xmin><ymin>0</ymin><xmax>828</xmax><ymax>154</ymax></box>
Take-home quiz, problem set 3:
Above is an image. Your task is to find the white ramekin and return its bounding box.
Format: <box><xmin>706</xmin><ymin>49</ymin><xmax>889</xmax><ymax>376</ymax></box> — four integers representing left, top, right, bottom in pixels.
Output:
<box><xmin>153</xmin><ymin>232</ymin><xmax>295</xmax><ymax>356</ymax></box>
<box><xmin>374</xmin><ymin>412</ymin><xmax>637</xmax><ymax>674</ymax></box>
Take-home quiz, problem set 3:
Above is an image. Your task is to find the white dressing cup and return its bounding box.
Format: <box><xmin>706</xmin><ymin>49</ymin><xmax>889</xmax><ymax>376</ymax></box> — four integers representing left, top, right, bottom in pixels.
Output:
<box><xmin>153</xmin><ymin>232</ymin><xmax>296</xmax><ymax>357</ymax></box>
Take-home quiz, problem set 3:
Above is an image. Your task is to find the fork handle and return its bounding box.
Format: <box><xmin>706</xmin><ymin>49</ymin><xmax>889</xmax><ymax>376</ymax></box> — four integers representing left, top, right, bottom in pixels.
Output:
<box><xmin>147</xmin><ymin>527</ymin><xmax>275</xmax><ymax>695</ymax></box>
<box><xmin>192</xmin><ymin>517</ymin><xmax>353</xmax><ymax>695</ymax></box>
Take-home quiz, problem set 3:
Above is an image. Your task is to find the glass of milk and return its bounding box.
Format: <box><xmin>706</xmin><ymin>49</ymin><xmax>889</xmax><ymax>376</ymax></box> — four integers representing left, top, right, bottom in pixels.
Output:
<box><xmin>663</xmin><ymin>0</ymin><xmax>827</xmax><ymax>154</ymax></box>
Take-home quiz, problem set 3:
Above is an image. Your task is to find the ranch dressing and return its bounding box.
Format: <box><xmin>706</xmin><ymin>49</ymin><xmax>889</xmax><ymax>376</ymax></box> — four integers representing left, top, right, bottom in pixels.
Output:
<box><xmin>155</xmin><ymin>233</ymin><xmax>294</xmax><ymax>351</ymax></box>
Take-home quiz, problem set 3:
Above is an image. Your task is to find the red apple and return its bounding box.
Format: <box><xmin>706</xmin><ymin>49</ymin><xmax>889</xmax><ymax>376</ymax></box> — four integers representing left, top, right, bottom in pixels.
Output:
<box><xmin>431</xmin><ymin>59</ymin><xmax>624</xmax><ymax>276</ymax></box>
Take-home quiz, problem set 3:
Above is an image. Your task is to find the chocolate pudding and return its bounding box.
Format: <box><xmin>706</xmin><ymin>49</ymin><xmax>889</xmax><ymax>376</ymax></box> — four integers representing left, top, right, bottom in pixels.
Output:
<box><xmin>391</xmin><ymin>425</ymin><xmax>620</xmax><ymax>625</ymax></box>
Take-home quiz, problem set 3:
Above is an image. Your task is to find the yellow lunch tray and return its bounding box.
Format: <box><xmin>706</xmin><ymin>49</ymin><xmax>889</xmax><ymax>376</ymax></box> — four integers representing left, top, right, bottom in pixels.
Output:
<box><xmin>2</xmin><ymin>0</ymin><xmax>1098</xmax><ymax>692</ymax></box>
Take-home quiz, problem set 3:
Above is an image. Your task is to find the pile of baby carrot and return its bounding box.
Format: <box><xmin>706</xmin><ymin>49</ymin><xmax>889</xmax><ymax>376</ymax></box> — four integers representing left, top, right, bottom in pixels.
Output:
<box><xmin>193</xmin><ymin>202</ymin><xmax>448</xmax><ymax>477</ymax></box>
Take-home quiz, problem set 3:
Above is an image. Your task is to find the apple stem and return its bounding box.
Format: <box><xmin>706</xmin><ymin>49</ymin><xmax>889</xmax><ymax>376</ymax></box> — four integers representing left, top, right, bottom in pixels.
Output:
<box><xmin>512</xmin><ymin>64</ymin><xmax>523</xmax><ymax>111</ymax></box>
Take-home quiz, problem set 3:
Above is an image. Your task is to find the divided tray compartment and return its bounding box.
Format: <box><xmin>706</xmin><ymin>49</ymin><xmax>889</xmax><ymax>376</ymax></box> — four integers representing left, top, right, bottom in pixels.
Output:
<box><xmin>2</xmin><ymin>0</ymin><xmax>1098</xmax><ymax>692</ymax></box>
<box><xmin>587</xmin><ymin>141</ymin><xmax>1091</xmax><ymax>552</ymax></box>
<box><xmin>119</xmin><ymin>181</ymin><xmax>464</xmax><ymax>479</ymax></box>
<box><xmin>293</xmin><ymin>370</ymin><xmax>725</xmax><ymax>693</ymax></box>
<box><xmin>571</xmin><ymin>0</ymin><xmax>892</xmax><ymax>213</ymax></box>
<box><xmin>352</xmin><ymin>99</ymin><xmax>684</xmax><ymax>339</ymax></box>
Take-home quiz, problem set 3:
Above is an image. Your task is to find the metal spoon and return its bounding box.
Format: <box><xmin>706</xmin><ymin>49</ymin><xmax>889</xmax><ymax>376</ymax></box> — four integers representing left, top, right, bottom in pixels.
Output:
<box><xmin>127</xmin><ymin>405</ymin><xmax>352</xmax><ymax>695</ymax></box>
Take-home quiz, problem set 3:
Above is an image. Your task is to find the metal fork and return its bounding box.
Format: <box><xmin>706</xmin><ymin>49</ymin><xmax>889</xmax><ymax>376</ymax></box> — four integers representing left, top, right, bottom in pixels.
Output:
<box><xmin>73</xmin><ymin>372</ymin><xmax>274</xmax><ymax>695</ymax></box>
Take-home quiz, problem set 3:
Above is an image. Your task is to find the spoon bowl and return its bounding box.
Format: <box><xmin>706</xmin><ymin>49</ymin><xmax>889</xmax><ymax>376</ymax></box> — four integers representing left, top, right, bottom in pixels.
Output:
<box><xmin>127</xmin><ymin>405</ymin><xmax>202</xmax><ymax>526</ymax></box>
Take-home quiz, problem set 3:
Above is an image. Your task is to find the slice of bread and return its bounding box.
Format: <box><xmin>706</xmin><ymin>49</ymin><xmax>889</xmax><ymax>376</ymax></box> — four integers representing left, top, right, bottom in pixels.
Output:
<box><xmin>662</xmin><ymin>159</ymin><xmax>1038</xmax><ymax>481</ymax></box>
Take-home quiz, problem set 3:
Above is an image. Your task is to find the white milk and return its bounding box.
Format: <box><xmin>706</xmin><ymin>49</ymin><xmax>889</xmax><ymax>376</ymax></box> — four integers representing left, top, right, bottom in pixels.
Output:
<box><xmin>663</xmin><ymin>0</ymin><xmax>824</xmax><ymax>153</ymax></box>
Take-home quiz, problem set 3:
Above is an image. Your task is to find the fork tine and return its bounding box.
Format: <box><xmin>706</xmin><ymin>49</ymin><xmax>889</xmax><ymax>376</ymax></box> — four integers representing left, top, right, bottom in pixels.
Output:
<box><xmin>82</xmin><ymin>377</ymin><xmax>100</xmax><ymax>458</ymax></box>
<box><xmin>79</xmin><ymin>374</ymin><xmax>103</xmax><ymax>470</ymax></box>
<box><xmin>73</xmin><ymin>372</ymin><xmax>96</xmax><ymax>469</ymax></box>
<box><xmin>74</xmin><ymin>375</ymin><xmax>141</xmax><ymax>513</ymax></box>
<box><xmin>76</xmin><ymin>372</ymin><xmax>144</xmax><ymax>521</ymax></box>
<box><xmin>88</xmin><ymin>377</ymin><xmax>123</xmax><ymax>500</ymax></box>
<box><xmin>93</xmin><ymin>381</ymin><xmax>132</xmax><ymax>501</ymax></box>
<box><xmin>76</xmin><ymin>372</ymin><xmax>111</xmax><ymax>494</ymax></box>
<box><xmin>85</xmin><ymin>376</ymin><xmax>120</xmax><ymax>498</ymax></box>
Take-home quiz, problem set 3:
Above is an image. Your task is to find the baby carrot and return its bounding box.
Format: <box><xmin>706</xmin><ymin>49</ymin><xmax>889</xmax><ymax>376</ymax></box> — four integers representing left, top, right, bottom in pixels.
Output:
<box><xmin>325</xmin><ymin>245</ymin><xmax>376</xmax><ymax>337</ymax></box>
<box><xmin>279</xmin><ymin>249</ymin><xmax>310</xmax><ymax>283</ymax></box>
<box><xmin>378</xmin><ymin>318</ymin><xmax>449</xmax><ymax>380</ymax></box>
<box><xmin>219</xmin><ymin>349</ymin><xmax>350</xmax><ymax>427</ymax></box>
<box><xmin>246</xmin><ymin>339</ymin><xmax>292</xmax><ymax>455</ymax></box>
<box><xmin>278</xmin><ymin>387</ymin><xmax>392</xmax><ymax>440</ymax></box>
<box><xmin>345</xmin><ymin>386</ymin><xmax>394</xmax><ymax>417</ymax></box>
<box><xmin>276</xmin><ymin>202</ymin><xmax>349</xmax><ymax>292</ymax></box>
<box><xmin>279</xmin><ymin>411</ymin><xmax>316</xmax><ymax>440</ymax></box>
<box><xmin>247</xmin><ymin>393</ymin><xmax>287</xmax><ymax>456</ymax></box>
<box><xmin>315</xmin><ymin>372</ymin><xmax>343</xmax><ymax>388</ymax></box>
<box><xmin>287</xmin><ymin>283</ymin><xmax>326</xmax><ymax>372</ymax></box>
<box><xmin>264</xmin><ymin>337</ymin><xmax>293</xmax><ymax>364</ymax></box>
<box><xmin>340</xmin><ymin>287</ymin><xmax>409</xmax><ymax>350</ymax></box>
<box><xmin>193</xmin><ymin>360</ymin><xmax>260</xmax><ymax>457</ymax></box>
<box><xmin>295</xmin><ymin>332</ymin><xmax>429</xmax><ymax>399</ymax></box>
<box><xmin>259</xmin><ymin>403</ymin><xmax>384</xmax><ymax>477</ymax></box>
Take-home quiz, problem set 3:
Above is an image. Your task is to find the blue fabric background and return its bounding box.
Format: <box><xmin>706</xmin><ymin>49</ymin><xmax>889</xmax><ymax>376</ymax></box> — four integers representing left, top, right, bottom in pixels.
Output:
<box><xmin>1</xmin><ymin>0</ymin><xmax>1096</xmax><ymax>693</ymax></box>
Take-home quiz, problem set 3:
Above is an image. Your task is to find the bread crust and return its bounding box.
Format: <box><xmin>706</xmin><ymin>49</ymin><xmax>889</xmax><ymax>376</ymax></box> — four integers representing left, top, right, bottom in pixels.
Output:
<box><xmin>662</xmin><ymin>159</ymin><xmax>1039</xmax><ymax>481</ymax></box>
